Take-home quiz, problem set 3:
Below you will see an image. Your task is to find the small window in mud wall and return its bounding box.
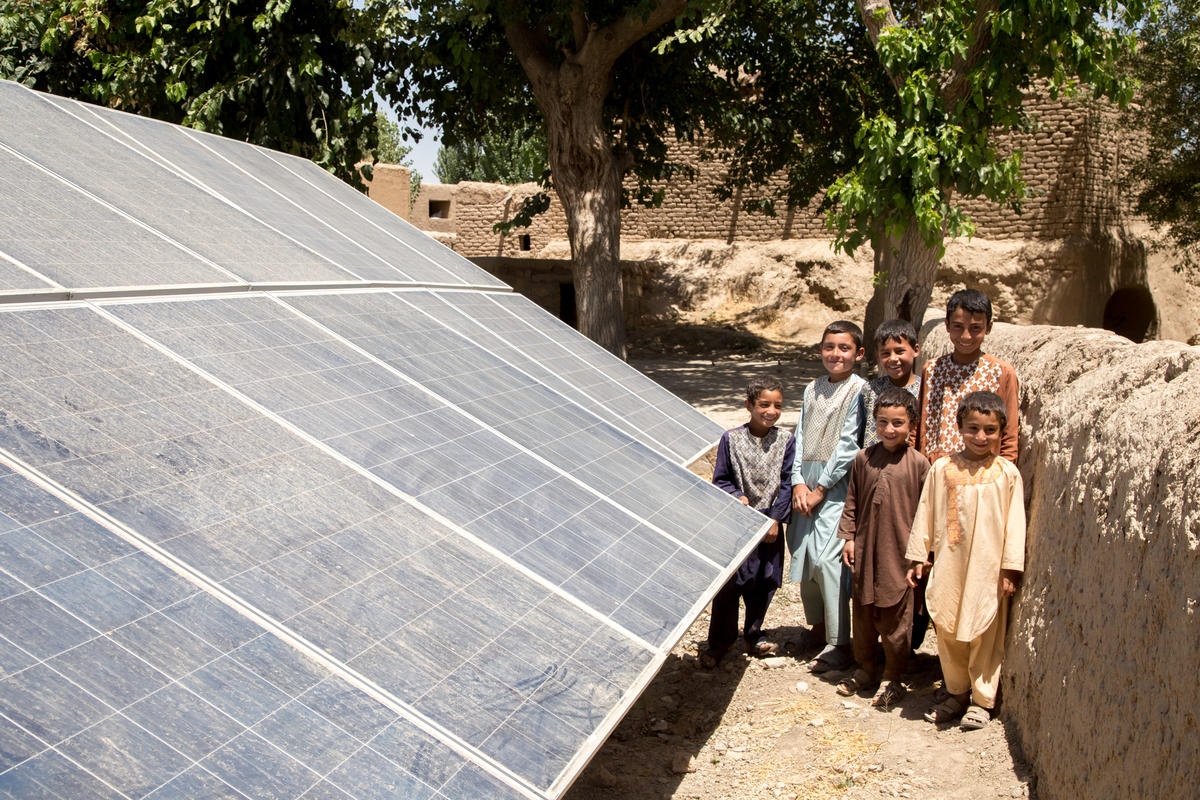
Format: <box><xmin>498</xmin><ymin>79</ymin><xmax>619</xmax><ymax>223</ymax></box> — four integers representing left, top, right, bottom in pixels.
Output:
<box><xmin>559</xmin><ymin>283</ymin><xmax>577</xmax><ymax>328</ymax></box>
<box><xmin>428</xmin><ymin>199</ymin><xmax>451</xmax><ymax>219</ymax></box>
<box><xmin>519</xmin><ymin>234</ymin><xmax>532</xmax><ymax>251</ymax></box>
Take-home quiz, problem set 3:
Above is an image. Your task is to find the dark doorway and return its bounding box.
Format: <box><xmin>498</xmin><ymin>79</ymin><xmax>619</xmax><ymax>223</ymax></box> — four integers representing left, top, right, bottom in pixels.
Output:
<box><xmin>519</xmin><ymin>234</ymin><xmax>532</xmax><ymax>251</ymax></box>
<box><xmin>1102</xmin><ymin>286</ymin><xmax>1157</xmax><ymax>343</ymax></box>
<box><xmin>559</xmin><ymin>283</ymin><xmax>577</xmax><ymax>328</ymax></box>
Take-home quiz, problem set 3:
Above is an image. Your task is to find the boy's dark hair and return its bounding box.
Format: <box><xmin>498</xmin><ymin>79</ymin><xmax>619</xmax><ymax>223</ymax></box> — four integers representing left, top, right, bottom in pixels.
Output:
<box><xmin>822</xmin><ymin>319</ymin><xmax>864</xmax><ymax>349</ymax></box>
<box><xmin>874</xmin><ymin>386</ymin><xmax>919</xmax><ymax>425</ymax></box>
<box><xmin>873</xmin><ymin>319</ymin><xmax>919</xmax><ymax>349</ymax></box>
<box><xmin>746</xmin><ymin>375</ymin><xmax>784</xmax><ymax>403</ymax></box>
<box><xmin>946</xmin><ymin>288</ymin><xmax>993</xmax><ymax>324</ymax></box>
<box><xmin>956</xmin><ymin>390</ymin><xmax>1007</xmax><ymax>430</ymax></box>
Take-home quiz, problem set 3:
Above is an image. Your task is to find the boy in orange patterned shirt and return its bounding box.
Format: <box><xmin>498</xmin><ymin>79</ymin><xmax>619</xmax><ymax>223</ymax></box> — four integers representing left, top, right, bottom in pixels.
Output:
<box><xmin>915</xmin><ymin>289</ymin><xmax>1019</xmax><ymax>464</ymax></box>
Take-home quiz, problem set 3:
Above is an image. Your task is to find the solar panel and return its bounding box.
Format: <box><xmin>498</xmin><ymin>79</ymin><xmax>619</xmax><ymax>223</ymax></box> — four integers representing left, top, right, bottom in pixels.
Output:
<box><xmin>0</xmin><ymin>82</ymin><xmax>353</xmax><ymax>286</ymax></box>
<box><xmin>0</xmin><ymin>462</ymin><xmax>531</xmax><ymax>799</ymax></box>
<box><xmin>0</xmin><ymin>147</ymin><xmax>236</xmax><ymax>293</ymax></box>
<box><xmin>0</xmin><ymin>81</ymin><xmax>773</xmax><ymax>799</ymax></box>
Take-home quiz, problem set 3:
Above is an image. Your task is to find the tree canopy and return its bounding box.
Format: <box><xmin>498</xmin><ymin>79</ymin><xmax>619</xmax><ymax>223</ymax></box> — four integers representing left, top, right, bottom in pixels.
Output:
<box><xmin>0</xmin><ymin>0</ymin><xmax>395</xmax><ymax>185</ymax></box>
<box><xmin>696</xmin><ymin>1</ymin><xmax>1148</xmax><ymax>334</ymax></box>
<box><xmin>379</xmin><ymin>0</ymin><xmax>753</xmax><ymax>355</ymax></box>
<box><xmin>1128</xmin><ymin>0</ymin><xmax>1200</xmax><ymax>264</ymax></box>
<box><xmin>434</xmin><ymin>127</ymin><xmax>548</xmax><ymax>185</ymax></box>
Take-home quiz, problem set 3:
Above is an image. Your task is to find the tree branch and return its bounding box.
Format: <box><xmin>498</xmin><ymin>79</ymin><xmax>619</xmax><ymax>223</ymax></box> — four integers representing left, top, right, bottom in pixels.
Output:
<box><xmin>856</xmin><ymin>0</ymin><xmax>904</xmax><ymax>90</ymax></box>
<box><xmin>504</xmin><ymin>20</ymin><xmax>557</xmax><ymax>95</ymax></box>
<box><xmin>578</xmin><ymin>0</ymin><xmax>690</xmax><ymax>71</ymax></box>
<box><xmin>571</xmin><ymin>1</ymin><xmax>587</xmax><ymax>51</ymax></box>
<box><xmin>938</xmin><ymin>0</ymin><xmax>998</xmax><ymax>105</ymax></box>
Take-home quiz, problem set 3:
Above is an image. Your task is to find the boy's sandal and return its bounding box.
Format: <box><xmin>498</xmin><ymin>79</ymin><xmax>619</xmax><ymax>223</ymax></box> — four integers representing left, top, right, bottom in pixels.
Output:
<box><xmin>699</xmin><ymin>647</ymin><xmax>727</xmax><ymax>670</ymax></box>
<box><xmin>835</xmin><ymin>669</ymin><xmax>878</xmax><ymax>696</ymax></box>
<box><xmin>923</xmin><ymin>693</ymin><xmax>969</xmax><ymax>723</ymax></box>
<box><xmin>747</xmin><ymin>640</ymin><xmax>778</xmax><ymax>657</ymax></box>
<box><xmin>872</xmin><ymin>681</ymin><xmax>907</xmax><ymax>709</ymax></box>
<box><xmin>960</xmin><ymin>704</ymin><xmax>991</xmax><ymax>730</ymax></box>
<box><xmin>809</xmin><ymin>646</ymin><xmax>851</xmax><ymax>675</ymax></box>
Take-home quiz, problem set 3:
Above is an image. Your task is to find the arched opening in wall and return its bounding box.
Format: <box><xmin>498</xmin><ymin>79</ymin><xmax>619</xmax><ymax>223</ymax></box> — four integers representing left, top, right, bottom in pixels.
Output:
<box><xmin>1102</xmin><ymin>286</ymin><xmax>1157</xmax><ymax>343</ymax></box>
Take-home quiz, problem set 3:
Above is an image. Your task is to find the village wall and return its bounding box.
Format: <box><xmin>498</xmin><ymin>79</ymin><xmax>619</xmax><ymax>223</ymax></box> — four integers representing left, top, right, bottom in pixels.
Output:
<box><xmin>383</xmin><ymin>91</ymin><xmax>1141</xmax><ymax>257</ymax></box>
<box><xmin>921</xmin><ymin>322</ymin><xmax>1199</xmax><ymax>800</ymax></box>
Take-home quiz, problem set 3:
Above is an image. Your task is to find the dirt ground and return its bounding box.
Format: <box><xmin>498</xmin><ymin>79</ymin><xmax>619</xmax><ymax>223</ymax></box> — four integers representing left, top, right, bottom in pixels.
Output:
<box><xmin>561</xmin><ymin>352</ymin><xmax>1038</xmax><ymax>800</ymax></box>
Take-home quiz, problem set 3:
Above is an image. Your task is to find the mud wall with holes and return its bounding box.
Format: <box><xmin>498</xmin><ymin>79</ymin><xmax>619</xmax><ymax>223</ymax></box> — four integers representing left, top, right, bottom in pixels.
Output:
<box><xmin>921</xmin><ymin>322</ymin><xmax>1200</xmax><ymax>800</ymax></box>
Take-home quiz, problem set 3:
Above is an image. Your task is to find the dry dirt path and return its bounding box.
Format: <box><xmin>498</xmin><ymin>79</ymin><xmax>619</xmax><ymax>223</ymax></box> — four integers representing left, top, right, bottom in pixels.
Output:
<box><xmin>561</xmin><ymin>357</ymin><xmax>1037</xmax><ymax>800</ymax></box>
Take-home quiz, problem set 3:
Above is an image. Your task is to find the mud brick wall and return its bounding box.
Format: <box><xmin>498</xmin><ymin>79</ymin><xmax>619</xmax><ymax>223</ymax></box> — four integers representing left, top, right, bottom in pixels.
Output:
<box><xmin>383</xmin><ymin>90</ymin><xmax>1143</xmax><ymax>258</ymax></box>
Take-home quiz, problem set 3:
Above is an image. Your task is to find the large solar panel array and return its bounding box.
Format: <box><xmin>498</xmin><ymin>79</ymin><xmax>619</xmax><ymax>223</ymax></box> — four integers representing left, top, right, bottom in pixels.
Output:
<box><xmin>0</xmin><ymin>80</ymin><xmax>767</xmax><ymax>799</ymax></box>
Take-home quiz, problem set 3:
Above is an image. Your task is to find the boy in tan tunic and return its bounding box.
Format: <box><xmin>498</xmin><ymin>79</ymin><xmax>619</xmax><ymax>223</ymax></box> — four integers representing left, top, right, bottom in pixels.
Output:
<box><xmin>906</xmin><ymin>391</ymin><xmax>1026</xmax><ymax>730</ymax></box>
<box><xmin>837</xmin><ymin>387</ymin><xmax>929</xmax><ymax>708</ymax></box>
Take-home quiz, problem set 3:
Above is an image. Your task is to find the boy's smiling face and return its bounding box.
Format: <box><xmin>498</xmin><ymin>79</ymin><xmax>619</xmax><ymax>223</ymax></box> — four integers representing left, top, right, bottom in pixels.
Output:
<box><xmin>877</xmin><ymin>337</ymin><xmax>918</xmax><ymax>385</ymax></box>
<box><xmin>959</xmin><ymin>409</ymin><xmax>1002</xmax><ymax>459</ymax></box>
<box><xmin>874</xmin><ymin>406</ymin><xmax>913</xmax><ymax>452</ymax></box>
<box><xmin>820</xmin><ymin>332</ymin><xmax>864</xmax><ymax>381</ymax></box>
<box><xmin>946</xmin><ymin>308</ymin><xmax>991</xmax><ymax>362</ymax></box>
<box><xmin>745</xmin><ymin>389</ymin><xmax>783</xmax><ymax>435</ymax></box>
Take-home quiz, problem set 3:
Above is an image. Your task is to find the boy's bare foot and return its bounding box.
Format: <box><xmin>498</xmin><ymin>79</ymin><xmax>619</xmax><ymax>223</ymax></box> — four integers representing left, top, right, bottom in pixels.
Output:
<box><xmin>747</xmin><ymin>640</ymin><xmax>778</xmax><ymax>657</ymax></box>
<box><xmin>699</xmin><ymin>646</ymin><xmax>728</xmax><ymax>669</ymax></box>
<box><xmin>835</xmin><ymin>668</ymin><xmax>878</xmax><ymax>696</ymax></box>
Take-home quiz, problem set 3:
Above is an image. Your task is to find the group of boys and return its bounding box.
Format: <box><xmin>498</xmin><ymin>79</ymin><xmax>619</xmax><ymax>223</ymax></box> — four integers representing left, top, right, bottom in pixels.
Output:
<box><xmin>705</xmin><ymin>289</ymin><xmax>1025</xmax><ymax>731</ymax></box>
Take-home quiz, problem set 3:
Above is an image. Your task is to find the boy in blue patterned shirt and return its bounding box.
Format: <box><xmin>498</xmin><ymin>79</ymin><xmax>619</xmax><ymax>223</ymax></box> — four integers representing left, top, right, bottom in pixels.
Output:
<box><xmin>701</xmin><ymin>376</ymin><xmax>795</xmax><ymax>668</ymax></box>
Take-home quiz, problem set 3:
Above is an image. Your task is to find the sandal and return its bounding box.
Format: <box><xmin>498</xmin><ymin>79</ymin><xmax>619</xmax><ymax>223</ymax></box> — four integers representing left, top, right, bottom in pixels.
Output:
<box><xmin>872</xmin><ymin>681</ymin><xmax>907</xmax><ymax>710</ymax></box>
<box><xmin>923</xmin><ymin>692</ymin><xmax>969</xmax><ymax>723</ymax></box>
<box><xmin>836</xmin><ymin>669</ymin><xmax>878</xmax><ymax>696</ymax></box>
<box><xmin>810</xmin><ymin>645</ymin><xmax>852</xmax><ymax>675</ymax></box>
<box><xmin>747</xmin><ymin>640</ymin><xmax>778</xmax><ymax>657</ymax></box>
<box><xmin>699</xmin><ymin>647</ymin><xmax>728</xmax><ymax>669</ymax></box>
<box><xmin>960</xmin><ymin>704</ymin><xmax>991</xmax><ymax>730</ymax></box>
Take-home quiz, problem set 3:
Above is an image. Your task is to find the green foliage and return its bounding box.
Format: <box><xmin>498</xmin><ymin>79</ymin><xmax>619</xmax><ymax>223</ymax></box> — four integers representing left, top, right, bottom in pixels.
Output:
<box><xmin>369</xmin><ymin>115</ymin><xmax>413</xmax><ymax>168</ymax></box>
<box><xmin>1128</xmin><ymin>0</ymin><xmax>1200</xmax><ymax>264</ymax></box>
<box><xmin>685</xmin><ymin>1</ymin><xmax>894</xmax><ymax>216</ymax></box>
<box><xmin>821</xmin><ymin>1</ymin><xmax>1148</xmax><ymax>256</ymax></box>
<box><xmin>434</xmin><ymin>126</ymin><xmax>548</xmax><ymax>185</ymax></box>
<box><xmin>0</xmin><ymin>0</ymin><xmax>394</xmax><ymax>187</ymax></box>
<box><xmin>379</xmin><ymin>0</ymin><xmax>741</xmax><ymax>209</ymax></box>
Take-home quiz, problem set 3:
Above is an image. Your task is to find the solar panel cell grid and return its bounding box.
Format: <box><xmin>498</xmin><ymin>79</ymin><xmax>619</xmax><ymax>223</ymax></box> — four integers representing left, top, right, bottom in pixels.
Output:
<box><xmin>259</xmin><ymin>151</ymin><xmax>507</xmax><ymax>289</ymax></box>
<box><xmin>0</xmin><ymin>84</ymin><xmax>353</xmax><ymax>286</ymax></box>
<box><xmin>102</xmin><ymin>295</ymin><xmax>722</xmax><ymax>648</ymax></box>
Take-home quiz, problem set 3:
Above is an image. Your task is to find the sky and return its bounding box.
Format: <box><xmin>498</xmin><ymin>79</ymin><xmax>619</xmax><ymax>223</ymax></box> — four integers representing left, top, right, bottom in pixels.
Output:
<box><xmin>399</xmin><ymin>116</ymin><xmax>441</xmax><ymax>182</ymax></box>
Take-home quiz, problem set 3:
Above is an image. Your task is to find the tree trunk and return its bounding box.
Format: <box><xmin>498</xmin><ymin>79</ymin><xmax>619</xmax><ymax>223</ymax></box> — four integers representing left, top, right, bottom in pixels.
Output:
<box><xmin>863</xmin><ymin>218</ymin><xmax>942</xmax><ymax>345</ymax></box>
<box><xmin>545</xmin><ymin>102</ymin><xmax>627</xmax><ymax>358</ymax></box>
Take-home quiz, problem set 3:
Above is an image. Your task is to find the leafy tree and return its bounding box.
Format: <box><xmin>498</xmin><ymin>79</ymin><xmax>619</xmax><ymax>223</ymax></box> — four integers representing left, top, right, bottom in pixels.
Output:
<box><xmin>836</xmin><ymin>1</ymin><xmax>1147</xmax><ymax>335</ymax></box>
<box><xmin>384</xmin><ymin>1</ymin><xmax>746</xmax><ymax>356</ymax></box>
<box><xmin>434</xmin><ymin>126</ymin><xmax>548</xmax><ymax>185</ymax></box>
<box><xmin>0</xmin><ymin>0</ymin><xmax>394</xmax><ymax>186</ymax></box>
<box><xmin>696</xmin><ymin>1</ymin><xmax>1148</xmax><ymax>338</ymax></box>
<box><xmin>1128</xmin><ymin>0</ymin><xmax>1200</xmax><ymax>265</ymax></box>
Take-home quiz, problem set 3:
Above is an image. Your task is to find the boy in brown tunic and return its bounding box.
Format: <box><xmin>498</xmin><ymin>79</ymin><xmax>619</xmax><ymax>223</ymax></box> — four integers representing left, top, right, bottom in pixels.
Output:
<box><xmin>836</xmin><ymin>387</ymin><xmax>930</xmax><ymax>708</ymax></box>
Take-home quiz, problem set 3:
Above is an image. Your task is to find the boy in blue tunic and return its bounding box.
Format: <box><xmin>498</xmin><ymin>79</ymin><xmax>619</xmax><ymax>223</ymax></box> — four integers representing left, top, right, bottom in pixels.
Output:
<box><xmin>701</xmin><ymin>376</ymin><xmax>795</xmax><ymax>668</ymax></box>
<box><xmin>789</xmin><ymin>320</ymin><xmax>866</xmax><ymax>673</ymax></box>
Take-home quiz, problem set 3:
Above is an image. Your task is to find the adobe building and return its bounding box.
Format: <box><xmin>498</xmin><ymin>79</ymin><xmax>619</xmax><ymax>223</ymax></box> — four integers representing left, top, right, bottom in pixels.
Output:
<box><xmin>367</xmin><ymin>92</ymin><xmax>1200</xmax><ymax>345</ymax></box>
